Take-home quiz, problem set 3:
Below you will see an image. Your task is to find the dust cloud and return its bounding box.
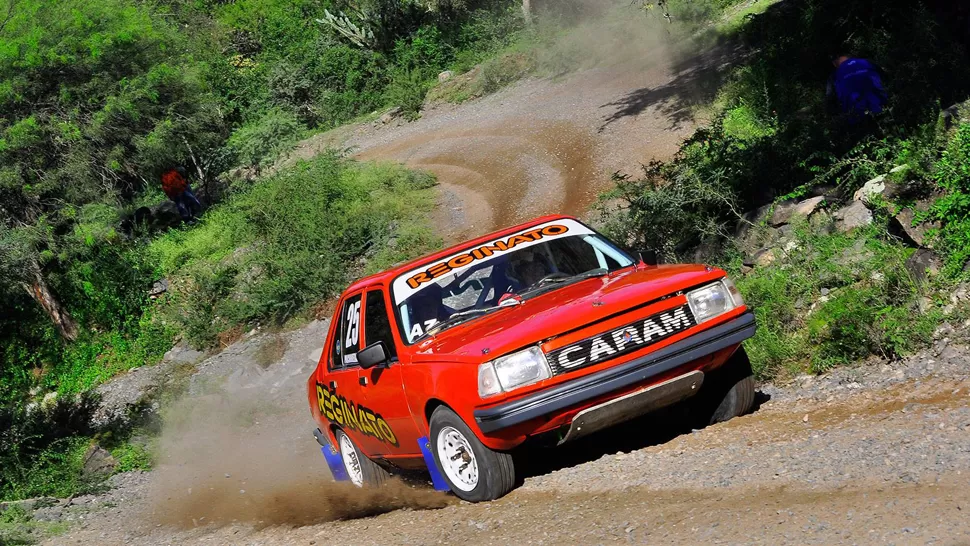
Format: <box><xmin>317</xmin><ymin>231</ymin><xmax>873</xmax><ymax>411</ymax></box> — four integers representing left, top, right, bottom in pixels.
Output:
<box><xmin>145</xmin><ymin>357</ymin><xmax>450</xmax><ymax>530</ymax></box>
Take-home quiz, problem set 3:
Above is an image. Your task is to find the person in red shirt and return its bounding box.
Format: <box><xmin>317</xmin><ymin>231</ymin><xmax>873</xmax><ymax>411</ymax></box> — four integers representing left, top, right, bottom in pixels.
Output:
<box><xmin>161</xmin><ymin>167</ymin><xmax>202</xmax><ymax>221</ymax></box>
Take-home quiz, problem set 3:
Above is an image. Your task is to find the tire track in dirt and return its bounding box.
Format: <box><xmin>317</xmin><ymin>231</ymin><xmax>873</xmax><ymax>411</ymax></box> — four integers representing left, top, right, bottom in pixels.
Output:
<box><xmin>318</xmin><ymin>38</ymin><xmax>744</xmax><ymax>242</ymax></box>
<box><xmin>356</xmin><ymin>120</ymin><xmax>597</xmax><ymax>237</ymax></box>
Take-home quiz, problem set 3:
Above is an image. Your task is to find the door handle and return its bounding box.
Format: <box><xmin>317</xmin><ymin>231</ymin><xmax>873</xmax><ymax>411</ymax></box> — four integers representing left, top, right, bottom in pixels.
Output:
<box><xmin>329</xmin><ymin>380</ymin><xmax>337</xmax><ymax>389</ymax></box>
<box><xmin>359</xmin><ymin>376</ymin><xmax>368</xmax><ymax>386</ymax></box>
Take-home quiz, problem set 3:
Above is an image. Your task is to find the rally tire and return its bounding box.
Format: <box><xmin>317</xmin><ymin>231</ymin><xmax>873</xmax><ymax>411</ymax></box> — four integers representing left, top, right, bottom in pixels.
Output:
<box><xmin>430</xmin><ymin>406</ymin><xmax>515</xmax><ymax>502</ymax></box>
<box><xmin>709</xmin><ymin>374</ymin><xmax>755</xmax><ymax>424</ymax></box>
<box><xmin>694</xmin><ymin>347</ymin><xmax>756</xmax><ymax>426</ymax></box>
<box><xmin>335</xmin><ymin>429</ymin><xmax>391</xmax><ymax>488</ymax></box>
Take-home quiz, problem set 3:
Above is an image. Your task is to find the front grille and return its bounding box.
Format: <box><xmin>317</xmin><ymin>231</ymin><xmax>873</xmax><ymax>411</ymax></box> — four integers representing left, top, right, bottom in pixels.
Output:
<box><xmin>545</xmin><ymin>304</ymin><xmax>696</xmax><ymax>375</ymax></box>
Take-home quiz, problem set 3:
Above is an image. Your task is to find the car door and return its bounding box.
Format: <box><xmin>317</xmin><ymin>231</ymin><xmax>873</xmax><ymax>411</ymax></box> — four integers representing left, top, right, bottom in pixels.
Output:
<box><xmin>355</xmin><ymin>287</ymin><xmax>420</xmax><ymax>457</ymax></box>
<box><xmin>319</xmin><ymin>291</ymin><xmax>371</xmax><ymax>447</ymax></box>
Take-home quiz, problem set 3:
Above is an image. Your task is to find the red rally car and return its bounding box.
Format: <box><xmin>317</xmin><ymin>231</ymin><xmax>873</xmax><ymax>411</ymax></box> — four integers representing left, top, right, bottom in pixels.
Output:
<box><xmin>307</xmin><ymin>215</ymin><xmax>756</xmax><ymax>502</ymax></box>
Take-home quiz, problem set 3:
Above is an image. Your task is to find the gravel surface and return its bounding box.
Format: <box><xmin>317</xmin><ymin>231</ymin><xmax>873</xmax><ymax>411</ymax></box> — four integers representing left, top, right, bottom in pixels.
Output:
<box><xmin>40</xmin><ymin>321</ymin><xmax>970</xmax><ymax>546</ymax></box>
<box><xmin>33</xmin><ymin>36</ymin><xmax>970</xmax><ymax>545</ymax></box>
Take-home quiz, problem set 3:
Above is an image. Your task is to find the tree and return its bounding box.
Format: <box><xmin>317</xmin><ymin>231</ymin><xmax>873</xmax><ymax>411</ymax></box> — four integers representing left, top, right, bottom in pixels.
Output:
<box><xmin>0</xmin><ymin>0</ymin><xmax>227</xmax><ymax>340</ymax></box>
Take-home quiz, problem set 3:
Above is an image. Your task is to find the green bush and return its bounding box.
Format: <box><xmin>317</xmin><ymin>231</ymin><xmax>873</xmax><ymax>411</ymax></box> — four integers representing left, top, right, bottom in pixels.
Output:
<box><xmin>730</xmin><ymin>225</ymin><xmax>940</xmax><ymax>378</ymax></box>
<box><xmin>227</xmin><ymin>109</ymin><xmax>306</xmax><ymax>171</ymax></box>
<box><xmin>110</xmin><ymin>442</ymin><xmax>154</xmax><ymax>473</ymax></box>
<box><xmin>1</xmin><ymin>437</ymin><xmax>94</xmax><ymax>501</ymax></box>
<box><xmin>151</xmin><ymin>154</ymin><xmax>439</xmax><ymax>348</ymax></box>
<box><xmin>931</xmin><ymin>123</ymin><xmax>970</xmax><ymax>276</ymax></box>
<box><xmin>384</xmin><ymin>68</ymin><xmax>433</xmax><ymax>119</ymax></box>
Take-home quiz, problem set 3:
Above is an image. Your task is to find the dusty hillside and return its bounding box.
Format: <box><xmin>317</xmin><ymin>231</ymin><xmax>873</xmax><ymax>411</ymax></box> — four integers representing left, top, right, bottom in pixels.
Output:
<box><xmin>291</xmin><ymin>38</ymin><xmax>742</xmax><ymax>241</ymax></box>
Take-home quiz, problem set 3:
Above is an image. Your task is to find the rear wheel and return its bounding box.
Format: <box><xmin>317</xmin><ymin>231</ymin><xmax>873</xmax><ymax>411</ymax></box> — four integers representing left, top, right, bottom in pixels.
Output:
<box><xmin>335</xmin><ymin>429</ymin><xmax>391</xmax><ymax>488</ymax></box>
<box><xmin>693</xmin><ymin>346</ymin><xmax>756</xmax><ymax>426</ymax></box>
<box><xmin>430</xmin><ymin>406</ymin><xmax>516</xmax><ymax>502</ymax></box>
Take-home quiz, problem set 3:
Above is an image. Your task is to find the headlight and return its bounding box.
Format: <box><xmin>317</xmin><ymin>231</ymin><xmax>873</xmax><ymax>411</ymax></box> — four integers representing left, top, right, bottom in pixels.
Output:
<box><xmin>478</xmin><ymin>346</ymin><xmax>551</xmax><ymax>398</ymax></box>
<box><xmin>687</xmin><ymin>279</ymin><xmax>742</xmax><ymax>323</ymax></box>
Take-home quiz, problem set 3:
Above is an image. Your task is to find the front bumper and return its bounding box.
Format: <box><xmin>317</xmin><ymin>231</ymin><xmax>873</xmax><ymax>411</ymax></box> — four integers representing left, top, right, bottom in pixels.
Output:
<box><xmin>473</xmin><ymin>310</ymin><xmax>756</xmax><ymax>434</ymax></box>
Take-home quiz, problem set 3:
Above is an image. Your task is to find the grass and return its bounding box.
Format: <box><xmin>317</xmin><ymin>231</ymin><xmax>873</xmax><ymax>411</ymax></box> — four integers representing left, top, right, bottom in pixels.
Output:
<box><xmin>726</xmin><ymin>222</ymin><xmax>944</xmax><ymax>380</ymax></box>
<box><xmin>149</xmin><ymin>153</ymin><xmax>440</xmax><ymax>349</ymax></box>
<box><xmin>0</xmin><ymin>504</ymin><xmax>68</xmax><ymax>546</ymax></box>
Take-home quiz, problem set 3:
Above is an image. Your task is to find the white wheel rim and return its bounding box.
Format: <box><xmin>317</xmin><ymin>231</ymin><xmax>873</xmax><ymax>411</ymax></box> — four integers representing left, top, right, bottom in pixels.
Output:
<box><xmin>338</xmin><ymin>434</ymin><xmax>364</xmax><ymax>487</ymax></box>
<box><xmin>436</xmin><ymin>426</ymin><xmax>479</xmax><ymax>492</ymax></box>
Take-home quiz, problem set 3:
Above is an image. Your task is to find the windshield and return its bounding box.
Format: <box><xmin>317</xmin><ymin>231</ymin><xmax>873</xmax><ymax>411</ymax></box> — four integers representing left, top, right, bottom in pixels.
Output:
<box><xmin>391</xmin><ymin>219</ymin><xmax>635</xmax><ymax>344</ymax></box>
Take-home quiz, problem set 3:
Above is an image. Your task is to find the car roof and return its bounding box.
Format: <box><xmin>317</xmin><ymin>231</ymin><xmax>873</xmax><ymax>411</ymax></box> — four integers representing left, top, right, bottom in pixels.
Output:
<box><xmin>344</xmin><ymin>214</ymin><xmax>576</xmax><ymax>294</ymax></box>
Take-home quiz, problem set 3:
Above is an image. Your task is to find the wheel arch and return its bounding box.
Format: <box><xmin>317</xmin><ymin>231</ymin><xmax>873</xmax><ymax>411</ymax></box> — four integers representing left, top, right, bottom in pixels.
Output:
<box><xmin>424</xmin><ymin>398</ymin><xmax>454</xmax><ymax>426</ymax></box>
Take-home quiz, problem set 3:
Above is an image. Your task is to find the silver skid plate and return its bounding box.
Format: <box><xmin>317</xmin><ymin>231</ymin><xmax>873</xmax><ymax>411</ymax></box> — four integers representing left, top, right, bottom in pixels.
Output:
<box><xmin>558</xmin><ymin>370</ymin><xmax>704</xmax><ymax>444</ymax></box>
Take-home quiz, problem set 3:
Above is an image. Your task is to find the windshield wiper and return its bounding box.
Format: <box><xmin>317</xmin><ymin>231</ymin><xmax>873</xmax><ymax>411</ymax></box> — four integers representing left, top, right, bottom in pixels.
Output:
<box><xmin>522</xmin><ymin>268</ymin><xmax>610</xmax><ymax>294</ymax></box>
<box><xmin>419</xmin><ymin>308</ymin><xmax>494</xmax><ymax>340</ymax></box>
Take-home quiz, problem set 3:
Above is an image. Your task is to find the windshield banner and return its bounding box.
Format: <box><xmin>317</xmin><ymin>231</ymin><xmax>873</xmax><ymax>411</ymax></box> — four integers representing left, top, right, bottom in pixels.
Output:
<box><xmin>392</xmin><ymin>218</ymin><xmax>594</xmax><ymax>304</ymax></box>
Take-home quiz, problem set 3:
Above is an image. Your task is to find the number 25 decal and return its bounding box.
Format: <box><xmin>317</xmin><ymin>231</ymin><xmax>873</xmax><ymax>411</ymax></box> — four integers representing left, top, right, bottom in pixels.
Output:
<box><xmin>345</xmin><ymin>301</ymin><xmax>361</xmax><ymax>349</ymax></box>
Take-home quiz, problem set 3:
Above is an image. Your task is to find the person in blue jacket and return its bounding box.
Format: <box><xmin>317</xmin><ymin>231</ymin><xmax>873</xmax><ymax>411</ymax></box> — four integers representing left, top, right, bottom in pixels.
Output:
<box><xmin>827</xmin><ymin>55</ymin><xmax>888</xmax><ymax>124</ymax></box>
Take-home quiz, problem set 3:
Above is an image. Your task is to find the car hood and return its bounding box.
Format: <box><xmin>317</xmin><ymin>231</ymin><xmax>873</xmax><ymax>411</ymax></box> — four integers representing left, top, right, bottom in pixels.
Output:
<box><xmin>411</xmin><ymin>264</ymin><xmax>725</xmax><ymax>362</ymax></box>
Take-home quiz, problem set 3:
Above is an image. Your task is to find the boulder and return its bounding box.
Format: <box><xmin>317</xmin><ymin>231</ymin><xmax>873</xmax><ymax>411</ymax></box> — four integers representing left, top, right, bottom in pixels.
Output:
<box><xmin>942</xmin><ymin>101</ymin><xmax>970</xmax><ymax>131</ymax></box>
<box><xmin>853</xmin><ymin>175</ymin><xmax>904</xmax><ymax>206</ymax></box>
<box><xmin>164</xmin><ymin>343</ymin><xmax>204</xmax><ymax>364</ymax></box>
<box><xmin>952</xmin><ymin>283</ymin><xmax>970</xmax><ymax>304</ymax></box>
<box><xmin>81</xmin><ymin>445</ymin><xmax>117</xmax><ymax>480</ymax></box>
<box><xmin>905</xmin><ymin>248</ymin><xmax>943</xmax><ymax>283</ymax></box>
<box><xmin>769</xmin><ymin>196</ymin><xmax>826</xmax><ymax>227</ymax></box>
<box><xmin>833</xmin><ymin>201</ymin><xmax>873</xmax><ymax>232</ymax></box>
<box><xmin>438</xmin><ymin>70</ymin><xmax>454</xmax><ymax>83</ymax></box>
<box><xmin>149</xmin><ymin>278</ymin><xmax>169</xmax><ymax>298</ymax></box>
<box><xmin>747</xmin><ymin>248</ymin><xmax>778</xmax><ymax>268</ymax></box>
<box><xmin>893</xmin><ymin>207</ymin><xmax>940</xmax><ymax>248</ymax></box>
<box><xmin>150</xmin><ymin>201</ymin><xmax>182</xmax><ymax>231</ymax></box>
<box><xmin>853</xmin><ymin>175</ymin><xmax>885</xmax><ymax>203</ymax></box>
<box><xmin>379</xmin><ymin>106</ymin><xmax>402</xmax><ymax>124</ymax></box>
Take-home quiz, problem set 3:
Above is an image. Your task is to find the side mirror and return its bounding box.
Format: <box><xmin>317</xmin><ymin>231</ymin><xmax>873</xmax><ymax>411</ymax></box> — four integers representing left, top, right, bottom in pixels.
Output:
<box><xmin>639</xmin><ymin>249</ymin><xmax>661</xmax><ymax>266</ymax></box>
<box><xmin>358</xmin><ymin>341</ymin><xmax>390</xmax><ymax>369</ymax></box>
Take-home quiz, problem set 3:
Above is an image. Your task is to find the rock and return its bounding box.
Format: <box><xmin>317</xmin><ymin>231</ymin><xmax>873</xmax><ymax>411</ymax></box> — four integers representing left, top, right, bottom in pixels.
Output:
<box><xmin>379</xmin><ymin>107</ymin><xmax>402</xmax><ymax>124</ymax></box>
<box><xmin>150</xmin><ymin>201</ymin><xmax>182</xmax><ymax>231</ymax></box>
<box><xmin>889</xmin><ymin>164</ymin><xmax>909</xmax><ymax>175</ymax></box>
<box><xmin>833</xmin><ymin>201</ymin><xmax>873</xmax><ymax>232</ymax></box>
<box><xmin>893</xmin><ymin>207</ymin><xmax>939</xmax><ymax>248</ymax></box>
<box><xmin>853</xmin><ymin>175</ymin><xmax>886</xmax><ymax>203</ymax></box>
<box><xmin>768</xmin><ymin>201</ymin><xmax>797</xmax><ymax>227</ymax></box>
<box><xmin>40</xmin><ymin>391</ymin><xmax>58</xmax><ymax>410</ymax></box>
<box><xmin>163</xmin><ymin>344</ymin><xmax>204</xmax><ymax>364</ymax></box>
<box><xmin>952</xmin><ymin>283</ymin><xmax>970</xmax><ymax>305</ymax></box>
<box><xmin>769</xmin><ymin>196</ymin><xmax>825</xmax><ymax>227</ymax></box>
<box><xmin>750</xmin><ymin>248</ymin><xmax>778</xmax><ymax>268</ymax></box>
<box><xmin>438</xmin><ymin>70</ymin><xmax>454</xmax><ymax>83</ymax></box>
<box><xmin>793</xmin><ymin>196</ymin><xmax>826</xmax><ymax>217</ymax></box>
<box><xmin>905</xmin><ymin>248</ymin><xmax>943</xmax><ymax>283</ymax></box>
<box><xmin>149</xmin><ymin>278</ymin><xmax>169</xmax><ymax>298</ymax></box>
<box><xmin>81</xmin><ymin>445</ymin><xmax>117</xmax><ymax>480</ymax></box>
<box><xmin>833</xmin><ymin>238</ymin><xmax>873</xmax><ymax>275</ymax></box>
<box><xmin>941</xmin><ymin>101</ymin><xmax>970</xmax><ymax>130</ymax></box>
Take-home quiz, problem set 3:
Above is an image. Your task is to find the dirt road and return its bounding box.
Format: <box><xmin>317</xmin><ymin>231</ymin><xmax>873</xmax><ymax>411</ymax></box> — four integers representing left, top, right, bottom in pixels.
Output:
<box><xmin>290</xmin><ymin>39</ymin><xmax>741</xmax><ymax>242</ymax></box>
<box><xmin>41</xmin><ymin>322</ymin><xmax>970</xmax><ymax>545</ymax></box>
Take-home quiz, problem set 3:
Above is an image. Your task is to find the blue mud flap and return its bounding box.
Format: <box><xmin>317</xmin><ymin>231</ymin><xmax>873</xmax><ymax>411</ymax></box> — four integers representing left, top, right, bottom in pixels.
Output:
<box><xmin>321</xmin><ymin>444</ymin><xmax>350</xmax><ymax>482</ymax></box>
<box><xmin>418</xmin><ymin>436</ymin><xmax>451</xmax><ymax>492</ymax></box>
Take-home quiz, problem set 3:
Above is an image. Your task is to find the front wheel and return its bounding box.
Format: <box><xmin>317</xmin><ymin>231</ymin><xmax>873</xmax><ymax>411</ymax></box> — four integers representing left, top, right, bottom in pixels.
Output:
<box><xmin>335</xmin><ymin>429</ymin><xmax>391</xmax><ymax>488</ymax></box>
<box><xmin>430</xmin><ymin>406</ymin><xmax>516</xmax><ymax>502</ymax></box>
<box><xmin>692</xmin><ymin>346</ymin><xmax>756</xmax><ymax>426</ymax></box>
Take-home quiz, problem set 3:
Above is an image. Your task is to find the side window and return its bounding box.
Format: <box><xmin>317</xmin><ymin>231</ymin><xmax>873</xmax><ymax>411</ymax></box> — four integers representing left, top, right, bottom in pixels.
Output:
<box><xmin>332</xmin><ymin>293</ymin><xmax>362</xmax><ymax>369</ymax></box>
<box><xmin>364</xmin><ymin>290</ymin><xmax>398</xmax><ymax>359</ymax></box>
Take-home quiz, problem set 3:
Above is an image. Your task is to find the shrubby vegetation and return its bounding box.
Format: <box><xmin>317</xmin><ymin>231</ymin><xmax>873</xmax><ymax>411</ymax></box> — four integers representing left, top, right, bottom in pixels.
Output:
<box><xmin>600</xmin><ymin>0</ymin><xmax>970</xmax><ymax>378</ymax></box>
<box><xmin>151</xmin><ymin>153</ymin><xmax>438</xmax><ymax>348</ymax></box>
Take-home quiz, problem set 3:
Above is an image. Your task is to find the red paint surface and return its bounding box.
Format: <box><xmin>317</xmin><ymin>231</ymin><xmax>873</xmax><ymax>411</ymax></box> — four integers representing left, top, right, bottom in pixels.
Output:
<box><xmin>307</xmin><ymin>215</ymin><xmax>746</xmax><ymax>464</ymax></box>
